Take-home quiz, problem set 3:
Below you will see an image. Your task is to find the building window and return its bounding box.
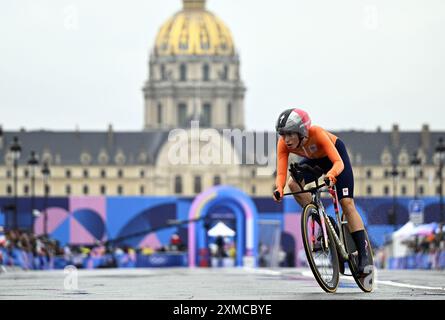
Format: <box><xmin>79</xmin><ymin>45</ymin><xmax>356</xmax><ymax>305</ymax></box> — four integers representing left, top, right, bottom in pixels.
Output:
<box><xmin>251</xmin><ymin>169</ymin><xmax>256</xmax><ymax>178</ymax></box>
<box><xmin>203</xmin><ymin>64</ymin><xmax>210</xmax><ymax>81</ymax></box>
<box><xmin>83</xmin><ymin>169</ymin><xmax>89</xmax><ymax>178</ymax></box>
<box><xmin>83</xmin><ymin>185</ymin><xmax>89</xmax><ymax>195</ymax></box>
<box><xmin>101</xmin><ymin>169</ymin><xmax>106</xmax><ymax>178</ymax></box>
<box><xmin>418</xmin><ymin>170</ymin><xmax>424</xmax><ymax>179</ymax></box>
<box><xmin>100</xmin><ymin>185</ymin><xmax>106</xmax><ymax>195</ymax></box>
<box><xmin>140</xmin><ymin>170</ymin><xmax>145</xmax><ymax>178</ymax></box>
<box><xmin>161</xmin><ymin>64</ymin><xmax>166</xmax><ymax>81</ymax></box>
<box><xmin>24</xmin><ymin>185</ymin><xmax>29</xmax><ymax>195</ymax></box>
<box><xmin>6</xmin><ymin>185</ymin><xmax>12</xmax><ymax>195</ymax></box>
<box><xmin>157</xmin><ymin>103</ymin><xmax>162</xmax><ymax>124</ymax></box>
<box><xmin>66</xmin><ymin>169</ymin><xmax>71</xmax><ymax>178</ymax></box>
<box><xmin>401</xmin><ymin>170</ymin><xmax>407</xmax><ymax>179</ymax></box>
<box><xmin>175</xmin><ymin>176</ymin><xmax>182</xmax><ymax>194</ymax></box>
<box><xmin>24</xmin><ymin>169</ymin><xmax>29</xmax><ymax>178</ymax></box>
<box><xmin>180</xmin><ymin>64</ymin><xmax>187</xmax><ymax>81</ymax></box>
<box><xmin>419</xmin><ymin>185</ymin><xmax>424</xmax><ymax>195</ymax></box>
<box><xmin>437</xmin><ymin>186</ymin><xmax>442</xmax><ymax>195</ymax></box>
<box><xmin>45</xmin><ymin>185</ymin><xmax>51</xmax><ymax>195</ymax></box>
<box><xmin>251</xmin><ymin>185</ymin><xmax>256</xmax><ymax>195</ymax></box>
<box><xmin>227</xmin><ymin>103</ymin><xmax>232</xmax><ymax>126</ymax></box>
<box><xmin>194</xmin><ymin>176</ymin><xmax>202</xmax><ymax>194</ymax></box>
<box><xmin>117</xmin><ymin>185</ymin><xmax>123</xmax><ymax>195</ymax></box>
<box><xmin>366</xmin><ymin>170</ymin><xmax>372</xmax><ymax>179</ymax></box>
<box><xmin>118</xmin><ymin>169</ymin><xmax>123</xmax><ymax>178</ymax></box>
<box><xmin>366</xmin><ymin>185</ymin><xmax>372</xmax><ymax>195</ymax></box>
<box><xmin>213</xmin><ymin>175</ymin><xmax>221</xmax><ymax>186</ymax></box>
<box><xmin>401</xmin><ymin>185</ymin><xmax>407</xmax><ymax>195</ymax></box>
<box><xmin>140</xmin><ymin>185</ymin><xmax>145</xmax><ymax>195</ymax></box>
<box><xmin>384</xmin><ymin>186</ymin><xmax>390</xmax><ymax>196</ymax></box>
<box><xmin>178</xmin><ymin>103</ymin><xmax>187</xmax><ymax>127</ymax></box>
<box><xmin>201</xmin><ymin>103</ymin><xmax>211</xmax><ymax>127</ymax></box>
<box><xmin>221</xmin><ymin>65</ymin><xmax>228</xmax><ymax>80</ymax></box>
<box><xmin>66</xmin><ymin>185</ymin><xmax>71</xmax><ymax>195</ymax></box>
<box><xmin>384</xmin><ymin>170</ymin><xmax>389</xmax><ymax>178</ymax></box>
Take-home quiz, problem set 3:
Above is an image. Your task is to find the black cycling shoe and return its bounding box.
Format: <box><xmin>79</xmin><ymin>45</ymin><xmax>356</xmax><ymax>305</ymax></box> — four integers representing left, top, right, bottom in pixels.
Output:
<box><xmin>357</xmin><ymin>253</ymin><xmax>372</xmax><ymax>277</ymax></box>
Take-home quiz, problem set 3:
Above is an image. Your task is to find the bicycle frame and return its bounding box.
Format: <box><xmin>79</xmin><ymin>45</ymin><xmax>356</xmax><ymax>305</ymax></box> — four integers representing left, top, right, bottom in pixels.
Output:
<box><xmin>285</xmin><ymin>183</ymin><xmax>350</xmax><ymax>261</ymax></box>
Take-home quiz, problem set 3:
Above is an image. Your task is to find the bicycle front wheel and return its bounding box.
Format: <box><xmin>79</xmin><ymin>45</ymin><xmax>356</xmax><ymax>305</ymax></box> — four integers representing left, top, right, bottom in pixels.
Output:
<box><xmin>301</xmin><ymin>204</ymin><xmax>340</xmax><ymax>293</ymax></box>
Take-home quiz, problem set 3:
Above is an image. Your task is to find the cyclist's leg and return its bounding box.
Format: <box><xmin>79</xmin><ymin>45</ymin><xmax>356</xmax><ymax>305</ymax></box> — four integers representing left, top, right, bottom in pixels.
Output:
<box><xmin>334</xmin><ymin>139</ymin><xmax>369</xmax><ymax>273</ymax></box>
<box><xmin>288</xmin><ymin>176</ymin><xmax>311</xmax><ymax>207</ymax></box>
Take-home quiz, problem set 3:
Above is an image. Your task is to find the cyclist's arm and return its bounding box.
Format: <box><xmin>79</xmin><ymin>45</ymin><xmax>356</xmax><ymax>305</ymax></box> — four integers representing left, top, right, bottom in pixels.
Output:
<box><xmin>316</xmin><ymin>129</ymin><xmax>344</xmax><ymax>178</ymax></box>
<box><xmin>276</xmin><ymin>138</ymin><xmax>289</xmax><ymax>191</ymax></box>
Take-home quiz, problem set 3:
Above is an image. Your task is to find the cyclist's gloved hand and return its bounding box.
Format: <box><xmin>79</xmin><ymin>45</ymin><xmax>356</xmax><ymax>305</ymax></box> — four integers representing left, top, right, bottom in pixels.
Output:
<box><xmin>324</xmin><ymin>174</ymin><xmax>337</xmax><ymax>187</ymax></box>
<box><xmin>273</xmin><ymin>187</ymin><xmax>283</xmax><ymax>202</ymax></box>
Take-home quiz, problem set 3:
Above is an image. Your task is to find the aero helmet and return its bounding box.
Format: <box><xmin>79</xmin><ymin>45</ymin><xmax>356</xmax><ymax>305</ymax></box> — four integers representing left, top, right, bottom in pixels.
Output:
<box><xmin>275</xmin><ymin>108</ymin><xmax>311</xmax><ymax>137</ymax></box>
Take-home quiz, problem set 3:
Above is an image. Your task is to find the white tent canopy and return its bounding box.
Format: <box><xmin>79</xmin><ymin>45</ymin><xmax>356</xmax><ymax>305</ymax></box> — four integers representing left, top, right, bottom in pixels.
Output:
<box><xmin>392</xmin><ymin>221</ymin><xmax>415</xmax><ymax>240</ymax></box>
<box><xmin>207</xmin><ymin>221</ymin><xmax>235</xmax><ymax>237</ymax></box>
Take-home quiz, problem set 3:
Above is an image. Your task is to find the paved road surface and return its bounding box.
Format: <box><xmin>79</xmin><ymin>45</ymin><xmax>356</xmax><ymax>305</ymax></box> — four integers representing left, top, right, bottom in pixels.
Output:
<box><xmin>1</xmin><ymin>267</ymin><xmax>444</xmax><ymax>300</ymax></box>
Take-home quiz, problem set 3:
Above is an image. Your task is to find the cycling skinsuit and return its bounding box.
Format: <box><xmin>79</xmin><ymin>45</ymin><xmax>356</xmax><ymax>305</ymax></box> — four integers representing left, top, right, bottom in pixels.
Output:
<box><xmin>276</xmin><ymin>125</ymin><xmax>354</xmax><ymax>200</ymax></box>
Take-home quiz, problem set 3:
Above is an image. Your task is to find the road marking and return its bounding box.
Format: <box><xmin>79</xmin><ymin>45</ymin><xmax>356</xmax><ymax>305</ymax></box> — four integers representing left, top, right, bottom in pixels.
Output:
<box><xmin>376</xmin><ymin>280</ymin><xmax>445</xmax><ymax>291</ymax></box>
<box><xmin>246</xmin><ymin>268</ymin><xmax>445</xmax><ymax>292</ymax></box>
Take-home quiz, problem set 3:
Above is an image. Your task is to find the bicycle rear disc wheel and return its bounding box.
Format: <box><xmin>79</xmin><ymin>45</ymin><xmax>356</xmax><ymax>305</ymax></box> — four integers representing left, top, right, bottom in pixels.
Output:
<box><xmin>301</xmin><ymin>204</ymin><xmax>340</xmax><ymax>293</ymax></box>
<box><xmin>343</xmin><ymin>226</ymin><xmax>375</xmax><ymax>293</ymax></box>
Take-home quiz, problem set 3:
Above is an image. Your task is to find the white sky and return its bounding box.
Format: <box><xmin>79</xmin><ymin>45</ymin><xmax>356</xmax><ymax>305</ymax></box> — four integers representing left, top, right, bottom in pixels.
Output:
<box><xmin>1</xmin><ymin>0</ymin><xmax>444</xmax><ymax>132</ymax></box>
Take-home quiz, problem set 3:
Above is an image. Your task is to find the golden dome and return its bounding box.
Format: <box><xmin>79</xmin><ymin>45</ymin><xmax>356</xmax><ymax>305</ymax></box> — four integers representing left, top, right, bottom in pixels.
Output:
<box><xmin>154</xmin><ymin>0</ymin><xmax>235</xmax><ymax>56</ymax></box>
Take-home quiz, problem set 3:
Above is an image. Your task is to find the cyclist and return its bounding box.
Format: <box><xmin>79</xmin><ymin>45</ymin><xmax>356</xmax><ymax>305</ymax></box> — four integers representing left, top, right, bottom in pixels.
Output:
<box><xmin>272</xmin><ymin>108</ymin><xmax>370</xmax><ymax>275</ymax></box>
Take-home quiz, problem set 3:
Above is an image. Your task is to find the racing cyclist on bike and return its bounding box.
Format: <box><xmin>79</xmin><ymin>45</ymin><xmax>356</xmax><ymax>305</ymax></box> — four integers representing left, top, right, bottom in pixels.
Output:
<box><xmin>272</xmin><ymin>108</ymin><xmax>370</xmax><ymax>275</ymax></box>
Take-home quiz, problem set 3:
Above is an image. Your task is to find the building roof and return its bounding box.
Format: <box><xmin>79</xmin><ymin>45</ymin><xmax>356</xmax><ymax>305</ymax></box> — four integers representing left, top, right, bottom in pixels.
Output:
<box><xmin>0</xmin><ymin>128</ymin><xmax>444</xmax><ymax>166</ymax></box>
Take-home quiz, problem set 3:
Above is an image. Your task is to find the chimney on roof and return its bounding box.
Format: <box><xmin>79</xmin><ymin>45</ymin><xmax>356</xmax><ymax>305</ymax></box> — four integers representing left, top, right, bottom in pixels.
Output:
<box><xmin>391</xmin><ymin>124</ymin><xmax>400</xmax><ymax>149</ymax></box>
<box><xmin>421</xmin><ymin>124</ymin><xmax>430</xmax><ymax>151</ymax></box>
<box><xmin>107</xmin><ymin>124</ymin><xmax>114</xmax><ymax>149</ymax></box>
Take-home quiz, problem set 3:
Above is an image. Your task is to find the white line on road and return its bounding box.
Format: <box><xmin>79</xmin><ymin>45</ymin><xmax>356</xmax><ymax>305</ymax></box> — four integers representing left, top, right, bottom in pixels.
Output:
<box><xmin>245</xmin><ymin>268</ymin><xmax>445</xmax><ymax>292</ymax></box>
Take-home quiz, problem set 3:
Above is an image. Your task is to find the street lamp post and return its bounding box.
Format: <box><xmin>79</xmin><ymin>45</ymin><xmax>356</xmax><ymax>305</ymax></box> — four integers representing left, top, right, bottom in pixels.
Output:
<box><xmin>9</xmin><ymin>136</ymin><xmax>22</xmax><ymax>230</ymax></box>
<box><xmin>41</xmin><ymin>161</ymin><xmax>50</xmax><ymax>237</ymax></box>
<box><xmin>435</xmin><ymin>137</ymin><xmax>445</xmax><ymax>226</ymax></box>
<box><xmin>27</xmin><ymin>151</ymin><xmax>39</xmax><ymax>228</ymax></box>
<box><xmin>410</xmin><ymin>151</ymin><xmax>422</xmax><ymax>200</ymax></box>
<box><xmin>390</xmin><ymin>162</ymin><xmax>399</xmax><ymax>231</ymax></box>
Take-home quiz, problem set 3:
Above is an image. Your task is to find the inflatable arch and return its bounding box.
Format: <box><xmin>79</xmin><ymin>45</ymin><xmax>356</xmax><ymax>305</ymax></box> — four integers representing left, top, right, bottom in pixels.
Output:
<box><xmin>188</xmin><ymin>186</ymin><xmax>259</xmax><ymax>267</ymax></box>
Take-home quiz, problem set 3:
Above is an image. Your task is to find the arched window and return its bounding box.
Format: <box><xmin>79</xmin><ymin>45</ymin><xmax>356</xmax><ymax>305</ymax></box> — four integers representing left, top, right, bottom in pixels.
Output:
<box><xmin>161</xmin><ymin>64</ymin><xmax>166</xmax><ymax>80</ymax></box>
<box><xmin>157</xmin><ymin>103</ymin><xmax>163</xmax><ymax>124</ymax></box>
<box><xmin>201</xmin><ymin>103</ymin><xmax>211</xmax><ymax>127</ymax></box>
<box><xmin>401</xmin><ymin>185</ymin><xmax>407</xmax><ymax>195</ymax></box>
<box><xmin>118</xmin><ymin>169</ymin><xmax>124</xmax><ymax>178</ymax></box>
<box><xmin>23</xmin><ymin>185</ymin><xmax>29</xmax><ymax>195</ymax></box>
<box><xmin>213</xmin><ymin>175</ymin><xmax>221</xmax><ymax>186</ymax></box>
<box><xmin>65</xmin><ymin>169</ymin><xmax>71</xmax><ymax>178</ymax></box>
<box><xmin>366</xmin><ymin>185</ymin><xmax>372</xmax><ymax>195</ymax></box>
<box><xmin>178</xmin><ymin>103</ymin><xmax>187</xmax><ymax>127</ymax></box>
<box><xmin>203</xmin><ymin>64</ymin><xmax>210</xmax><ymax>81</ymax></box>
<box><xmin>83</xmin><ymin>185</ymin><xmax>89</xmax><ymax>195</ymax></box>
<box><xmin>194</xmin><ymin>176</ymin><xmax>202</xmax><ymax>194</ymax></box>
<box><xmin>100</xmin><ymin>185</ymin><xmax>106</xmax><ymax>195</ymax></box>
<box><xmin>83</xmin><ymin>169</ymin><xmax>89</xmax><ymax>178</ymax></box>
<box><xmin>66</xmin><ymin>185</ymin><xmax>71</xmax><ymax>195</ymax></box>
<box><xmin>6</xmin><ymin>185</ymin><xmax>12</xmax><ymax>195</ymax></box>
<box><xmin>140</xmin><ymin>185</ymin><xmax>145</xmax><ymax>195</ymax></box>
<box><xmin>227</xmin><ymin>103</ymin><xmax>233</xmax><ymax>126</ymax></box>
<box><xmin>101</xmin><ymin>169</ymin><xmax>106</xmax><ymax>178</ymax></box>
<box><xmin>175</xmin><ymin>176</ymin><xmax>183</xmax><ymax>194</ymax></box>
<box><xmin>180</xmin><ymin>64</ymin><xmax>187</xmax><ymax>81</ymax></box>
<box><xmin>117</xmin><ymin>185</ymin><xmax>124</xmax><ymax>195</ymax></box>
